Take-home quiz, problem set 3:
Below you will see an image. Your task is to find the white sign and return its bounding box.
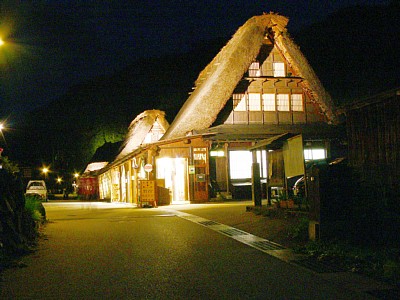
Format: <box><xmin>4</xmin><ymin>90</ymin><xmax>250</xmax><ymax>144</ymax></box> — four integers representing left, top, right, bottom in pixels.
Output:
<box><xmin>144</xmin><ymin>164</ymin><xmax>153</xmax><ymax>173</ymax></box>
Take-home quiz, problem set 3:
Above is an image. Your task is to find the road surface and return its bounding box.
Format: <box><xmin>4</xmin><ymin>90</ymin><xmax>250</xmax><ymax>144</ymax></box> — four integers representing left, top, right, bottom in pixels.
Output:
<box><xmin>0</xmin><ymin>202</ymin><xmax>378</xmax><ymax>299</ymax></box>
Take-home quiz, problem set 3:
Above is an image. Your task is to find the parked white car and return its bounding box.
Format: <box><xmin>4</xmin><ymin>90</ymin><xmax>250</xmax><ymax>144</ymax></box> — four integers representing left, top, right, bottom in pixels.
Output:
<box><xmin>26</xmin><ymin>180</ymin><xmax>48</xmax><ymax>201</ymax></box>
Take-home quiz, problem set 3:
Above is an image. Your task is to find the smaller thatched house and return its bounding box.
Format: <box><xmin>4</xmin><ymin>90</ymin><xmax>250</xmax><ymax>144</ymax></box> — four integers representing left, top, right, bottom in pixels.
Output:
<box><xmin>97</xmin><ymin>110</ymin><xmax>169</xmax><ymax>203</ymax></box>
<box><xmin>116</xmin><ymin>110</ymin><xmax>169</xmax><ymax>160</ymax></box>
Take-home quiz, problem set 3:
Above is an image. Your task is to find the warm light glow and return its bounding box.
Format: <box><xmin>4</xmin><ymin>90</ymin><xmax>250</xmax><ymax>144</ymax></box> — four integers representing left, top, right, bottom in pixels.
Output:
<box><xmin>304</xmin><ymin>148</ymin><xmax>326</xmax><ymax>160</ymax></box>
<box><xmin>0</xmin><ymin>38</ymin><xmax>4</xmax><ymax>46</ymax></box>
<box><xmin>0</xmin><ymin>123</ymin><xmax>3</xmax><ymax>131</ymax></box>
<box><xmin>42</xmin><ymin>167</ymin><xmax>49</xmax><ymax>174</ymax></box>
<box><xmin>229</xmin><ymin>150</ymin><xmax>252</xmax><ymax>179</ymax></box>
<box><xmin>210</xmin><ymin>150</ymin><xmax>225</xmax><ymax>157</ymax></box>
<box><xmin>74</xmin><ymin>173</ymin><xmax>79</xmax><ymax>178</ymax></box>
<box><xmin>57</xmin><ymin>177</ymin><xmax>62</xmax><ymax>183</ymax></box>
<box><xmin>156</xmin><ymin>157</ymin><xmax>188</xmax><ymax>204</ymax></box>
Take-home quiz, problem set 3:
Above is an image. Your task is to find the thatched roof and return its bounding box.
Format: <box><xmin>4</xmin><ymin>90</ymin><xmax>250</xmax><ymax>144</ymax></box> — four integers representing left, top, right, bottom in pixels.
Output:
<box><xmin>115</xmin><ymin>110</ymin><xmax>169</xmax><ymax>160</ymax></box>
<box><xmin>162</xmin><ymin>12</ymin><xmax>337</xmax><ymax>140</ymax></box>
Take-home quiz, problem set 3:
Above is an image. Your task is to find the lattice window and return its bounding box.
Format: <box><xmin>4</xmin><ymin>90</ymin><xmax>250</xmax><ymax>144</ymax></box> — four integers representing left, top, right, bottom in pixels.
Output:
<box><xmin>248</xmin><ymin>61</ymin><xmax>261</xmax><ymax>77</ymax></box>
<box><xmin>273</xmin><ymin>62</ymin><xmax>285</xmax><ymax>77</ymax></box>
<box><xmin>277</xmin><ymin>94</ymin><xmax>290</xmax><ymax>111</ymax></box>
<box><xmin>233</xmin><ymin>93</ymin><xmax>247</xmax><ymax>111</ymax></box>
<box><xmin>291</xmin><ymin>94</ymin><xmax>304</xmax><ymax>111</ymax></box>
<box><xmin>248</xmin><ymin>93</ymin><xmax>261</xmax><ymax>111</ymax></box>
<box><xmin>262</xmin><ymin>93</ymin><xmax>276</xmax><ymax>111</ymax></box>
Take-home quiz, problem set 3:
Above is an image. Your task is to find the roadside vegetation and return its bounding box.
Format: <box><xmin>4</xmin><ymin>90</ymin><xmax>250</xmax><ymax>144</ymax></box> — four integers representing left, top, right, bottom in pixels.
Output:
<box><xmin>0</xmin><ymin>157</ymin><xmax>47</xmax><ymax>273</ymax></box>
<box><xmin>250</xmin><ymin>162</ymin><xmax>400</xmax><ymax>288</ymax></box>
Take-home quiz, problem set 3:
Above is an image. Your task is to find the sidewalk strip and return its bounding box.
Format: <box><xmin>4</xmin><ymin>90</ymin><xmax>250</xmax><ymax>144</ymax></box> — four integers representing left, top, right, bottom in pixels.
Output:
<box><xmin>168</xmin><ymin>209</ymin><xmax>288</xmax><ymax>257</ymax></box>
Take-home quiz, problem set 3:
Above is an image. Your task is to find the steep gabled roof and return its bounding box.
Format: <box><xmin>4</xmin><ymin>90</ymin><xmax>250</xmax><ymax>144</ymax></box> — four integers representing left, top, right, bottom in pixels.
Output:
<box><xmin>162</xmin><ymin>12</ymin><xmax>337</xmax><ymax>140</ymax></box>
<box><xmin>115</xmin><ymin>110</ymin><xmax>169</xmax><ymax>160</ymax></box>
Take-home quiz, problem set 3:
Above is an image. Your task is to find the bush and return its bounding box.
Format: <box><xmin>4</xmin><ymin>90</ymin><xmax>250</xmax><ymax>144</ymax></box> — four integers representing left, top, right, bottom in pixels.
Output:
<box><xmin>286</xmin><ymin>216</ymin><xmax>309</xmax><ymax>242</ymax></box>
<box><xmin>0</xmin><ymin>157</ymin><xmax>46</xmax><ymax>258</ymax></box>
<box><xmin>24</xmin><ymin>195</ymin><xmax>46</xmax><ymax>223</ymax></box>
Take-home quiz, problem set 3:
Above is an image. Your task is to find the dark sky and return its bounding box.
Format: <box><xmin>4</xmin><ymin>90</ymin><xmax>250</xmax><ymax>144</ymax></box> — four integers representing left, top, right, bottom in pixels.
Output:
<box><xmin>0</xmin><ymin>0</ymin><xmax>392</xmax><ymax>119</ymax></box>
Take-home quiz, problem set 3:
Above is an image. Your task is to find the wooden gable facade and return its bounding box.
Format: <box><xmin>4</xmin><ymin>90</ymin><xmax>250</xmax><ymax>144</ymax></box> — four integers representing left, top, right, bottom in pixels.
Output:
<box><xmin>225</xmin><ymin>44</ymin><xmax>328</xmax><ymax>126</ymax></box>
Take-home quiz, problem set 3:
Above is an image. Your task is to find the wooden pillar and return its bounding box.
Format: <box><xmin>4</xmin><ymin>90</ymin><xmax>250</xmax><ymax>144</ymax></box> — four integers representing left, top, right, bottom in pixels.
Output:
<box><xmin>252</xmin><ymin>151</ymin><xmax>262</xmax><ymax>207</ymax></box>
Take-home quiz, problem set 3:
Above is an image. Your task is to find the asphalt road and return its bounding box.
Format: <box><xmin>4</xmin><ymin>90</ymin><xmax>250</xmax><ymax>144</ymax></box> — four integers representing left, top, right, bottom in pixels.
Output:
<box><xmin>0</xmin><ymin>202</ymin><xmax>376</xmax><ymax>299</ymax></box>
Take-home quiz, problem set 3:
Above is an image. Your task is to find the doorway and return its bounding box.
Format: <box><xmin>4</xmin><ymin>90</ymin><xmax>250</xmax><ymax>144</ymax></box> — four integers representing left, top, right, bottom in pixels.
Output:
<box><xmin>156</xmin><ymin>157</ymin><xmax>188</xmax><ymax>204</ymax></box>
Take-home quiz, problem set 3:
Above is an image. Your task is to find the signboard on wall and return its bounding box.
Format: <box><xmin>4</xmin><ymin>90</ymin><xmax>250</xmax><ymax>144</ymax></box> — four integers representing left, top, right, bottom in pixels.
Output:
<box><xmin>283</xmin><ymin>135</ymin><xmax>305</xmax><ymax>178</ymax></box>
<box><xmin>188</xmin><ymin>165</ymin><xmax>195</xmax><ymax>174</ymax></box>
<box><xmin>144</xmin><ymin>164</ymin><xmax>153</xmax><ymax>173</ymax></box>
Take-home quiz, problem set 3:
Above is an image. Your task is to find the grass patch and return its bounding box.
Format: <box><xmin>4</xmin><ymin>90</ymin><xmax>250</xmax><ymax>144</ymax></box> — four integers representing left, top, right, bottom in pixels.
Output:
<box><xmin>294</xmin><ymin>240</ymin><xmax>400</xmax><ymax>286</ymax></box>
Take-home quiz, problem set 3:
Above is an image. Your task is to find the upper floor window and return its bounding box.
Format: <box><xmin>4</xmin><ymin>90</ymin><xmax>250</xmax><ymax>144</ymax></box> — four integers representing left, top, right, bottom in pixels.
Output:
<box><xmin>248</xmin><ymin>93</ymin><xmax>261</xmax><ymax>111</ymax></box>
<box><xmin>233</xmin><ymin>93</ymin><xmax>246</xmax><ymax>111</ymax></box>
<box><xmin>291</xmin><ymin>94</ymin><xmax>303</xmax><ymax>111</ymax></box>
<box><xmin>273</xmin><ymin>62</ymin><xmax>285</xmax><ymax>77</ymax></box>
<box><xmin>248</xmin><ymin>62</ymin><xmax>261</xmax><ymax>77</ymax></box>
<box><xmin>262</xmin><ymin>94</ymin><xmax>276</xmax><ymax>111</ymax></box>
<box><xmin>143</xmin><ymin>121</ymin><xmax>164</xmax><ymax>144</ymax></box>
<box><xmin>277</xmin><ymin>94</ymin><xmax>290</xmax><ymax>111</ymax></box>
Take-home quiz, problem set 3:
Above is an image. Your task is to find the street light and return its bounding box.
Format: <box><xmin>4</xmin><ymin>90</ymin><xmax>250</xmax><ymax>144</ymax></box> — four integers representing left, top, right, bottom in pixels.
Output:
<box><xmin>42</xmin><ymin>167</ymin><xmax>49</xmax><ymax>180</ymax></box>
<box><xmin>0</xmin><ymin>122</ymin><xmax>6</xmax><ymax>142</ymax></box>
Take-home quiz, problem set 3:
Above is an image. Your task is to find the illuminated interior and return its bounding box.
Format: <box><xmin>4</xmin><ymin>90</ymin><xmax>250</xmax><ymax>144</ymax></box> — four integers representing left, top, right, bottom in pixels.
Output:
<box><xmin>304</xmin><ymin>148</ymin><xmax>326</xmax><ymax>160</ymax></box>
<box><xmin>229</xmin><ymin>150</ymin><xmax>252</xmax><ymax>179</ymax></box>
<box><xmin>157</xmin><ymin>157</ymin><xmax>188</xmax><ymax>204</ymax></box>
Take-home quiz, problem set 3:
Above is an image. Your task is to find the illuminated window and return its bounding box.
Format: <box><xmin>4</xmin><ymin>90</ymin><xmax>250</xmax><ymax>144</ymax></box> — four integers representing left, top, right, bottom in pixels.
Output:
<box><xmin>277</xmin><ymin>94</ymin><xmax>290</xmax><ymax>111</ymax></box>
<box><xmin>273</xmin><ymin>62</ymin><xmax>285</xmax><ymax>77</ymax></box>
<box><xmin>233</xmin><ymin>93</ymin><xmax>246</xmax><ymax>111</ymax></box>
<box><xmin>248</xmin><ymin>61</ymin><xmax>261</xmax><ymax>77</ymax></box>
<box><xmin>304</xmin><ymin>148</ymin><xmax>326</xmax><ymax>160</ymax></box>
<box><xmin>262</xmin><ymin>93</ymin><xmax>275</xmax><ymax>111</ymax></box>
<box><xmin>257</xmin><ymin>150</ymin><xmax>267</xmax><ymax>178</ymax></box>
<box><xmin>291</xmin><ymin>94</ymin><xmax>303</xmax><ymax>111</ymax></box>
<box><xmin>229</xmin><ymin>151</ymin><xmax>252</xmax><ymax>179</ymax></box>
<box><xmin>248</xmin><ymin>93</ymin><xmax>261</xmax><ymax>111</ymax></box>
<box><xmin>143</xmin><ymin>121</ymin><xmax>164</xmax><ymax>144</ymax></box>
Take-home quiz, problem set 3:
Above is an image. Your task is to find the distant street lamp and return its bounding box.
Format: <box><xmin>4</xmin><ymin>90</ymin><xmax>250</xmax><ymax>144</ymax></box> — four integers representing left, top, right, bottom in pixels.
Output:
<box><xmin>42</xmin><ymin>167</ymin><xmax>49</xmax><ymax>180</ymax></box>
<box><xmin>0</xmin><ymin>38</ymin><xmax>4</xmax><ymax>47</ymax></box>
<box><xmin>0</xmin><ymin>122</ymin><xmax>6</xmax><ymax>142</ymax></box>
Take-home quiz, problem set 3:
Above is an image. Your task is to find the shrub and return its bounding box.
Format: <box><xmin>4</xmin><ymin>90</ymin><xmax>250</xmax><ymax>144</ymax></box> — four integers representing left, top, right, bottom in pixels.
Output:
<box><xmin>286</xmin><ymin>216</ymin><xmax>309</xmax><ymax>242</ymax></box>
<box><xmin>24</xmin><ymin>195</ymin><xmax>46</xmax><ymax>223</ymax></box>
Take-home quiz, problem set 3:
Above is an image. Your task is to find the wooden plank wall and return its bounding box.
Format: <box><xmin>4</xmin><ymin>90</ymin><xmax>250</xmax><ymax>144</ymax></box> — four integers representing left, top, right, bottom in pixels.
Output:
<box><xmin>346</xmin><ymin>94</ymin><xmax>400</xmax><ymax>188</ymax></box>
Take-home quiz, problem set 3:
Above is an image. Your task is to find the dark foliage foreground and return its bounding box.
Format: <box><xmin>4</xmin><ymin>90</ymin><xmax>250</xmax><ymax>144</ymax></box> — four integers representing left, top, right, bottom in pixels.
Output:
<box><xmin>0</xmin><ymin>157</ymin><xmax>46</xmax><ymax>272</ymax></box>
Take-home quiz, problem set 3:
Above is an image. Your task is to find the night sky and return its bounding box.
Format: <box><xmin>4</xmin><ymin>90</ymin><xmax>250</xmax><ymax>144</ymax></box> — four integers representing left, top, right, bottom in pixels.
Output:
<box><xmin>0</xmin><ymin>0</ymin><xmax>392</xmax><ymax>119</ymax></box>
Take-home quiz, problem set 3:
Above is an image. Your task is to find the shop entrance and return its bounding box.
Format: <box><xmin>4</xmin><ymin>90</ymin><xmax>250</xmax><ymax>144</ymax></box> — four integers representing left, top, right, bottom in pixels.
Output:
<box><xmin>156</xmin><ymin>157</ymin><xmax>188</xmax><ymax>204</ymax></box>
